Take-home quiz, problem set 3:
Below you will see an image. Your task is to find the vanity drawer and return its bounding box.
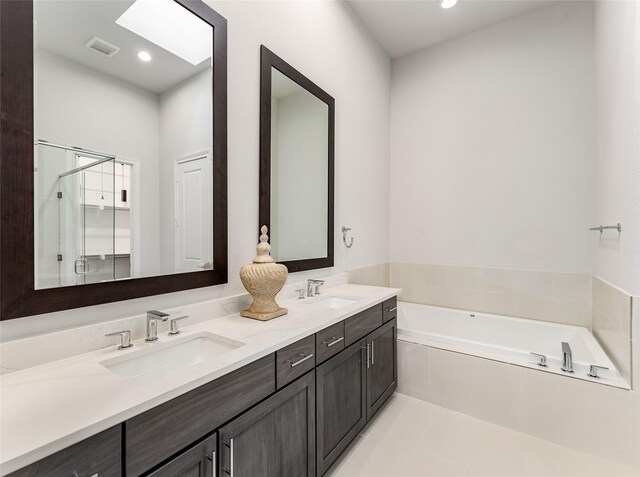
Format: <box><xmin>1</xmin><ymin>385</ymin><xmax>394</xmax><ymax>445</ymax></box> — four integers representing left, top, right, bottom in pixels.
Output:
<box><xmin>276</xmin><ymin>335</ymin><xmax>316</xmax><ymax>389</ymax></box>
<box><xmin>125</xmin><ymin>354</ymin><xmax>275</xmax><ymax>476</ymax></box>
<box><xmin>316</xmin><ymin>321</ymin><xmax>345</xmax><ymax>364</ymax></box>
<box><xmin>345</xmin><ymin>304</ymin><xmax>383</xmax><ymax>346</ymax></box>
<box><xmin>8</xmin><ymin>425</ymin><xmax>122</xmax><ymax>477</ymax></box>
<box><xmin>382</xmin><ymin>297</ymin><xmax>398</xmax><ymax>323</ymax></box>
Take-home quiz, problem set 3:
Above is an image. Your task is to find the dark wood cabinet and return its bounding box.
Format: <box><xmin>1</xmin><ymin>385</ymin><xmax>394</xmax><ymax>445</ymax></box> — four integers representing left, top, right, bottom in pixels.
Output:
<box><xmin>219</xmin><ymin>371</ymin><xmax>316</xmax><ymax>477</ymax></box>
<box><xmin>382</xmin><ymin>297</ymin><xmax>397</xmax><ymax>323</ymax></box>
<box><xmin>366</xmin><ymin>318</ymin><xmax>397</xmax><ymax>420</ymax></box>
<box><xmin>126</xmin><ymin>354</ymin><xmax>275</xmax><ymax>476</ymax></box>
<box><xmin>9</xmin><ymin>297</ymin><xmax>398</xmax><ymax>477</ymax></box>
<box><xmin>315</xmin><ymin>320</ymin><xmax>345</xmax><ymax>364</ymax></box>
<box><xmin>316</xmin><ymin>338</ymin><xmax>367</xmax><ymax>476</ymax></box>
<box><xmin>344</xmin><ymin>304</ymin><xmax>382</xmax><ymax>346</ymax></box>
<box><xmin>147</xmin><ymin>435</ymin><xmax>216</xmax><ymax>477</ymax></box>
<box><xmin>276</xmin><ymin>335</ymin><xmax>316</xmax><ymax>389</ymax></box>
<box><xmin>7</xmin><ymin>425</ymin><xmax>122</xmax><ymax>477</ymax></box>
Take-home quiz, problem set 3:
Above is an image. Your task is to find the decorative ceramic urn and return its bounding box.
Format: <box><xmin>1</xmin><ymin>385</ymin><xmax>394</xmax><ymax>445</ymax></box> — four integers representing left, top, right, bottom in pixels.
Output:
<box><xmin>239</xmin><ymin>226</ymin><xmax>288</xmax><ymax>321</ymax></box>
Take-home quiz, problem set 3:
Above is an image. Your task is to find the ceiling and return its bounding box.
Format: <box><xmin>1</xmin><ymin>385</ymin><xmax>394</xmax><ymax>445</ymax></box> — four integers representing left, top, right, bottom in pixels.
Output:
<box><xmin>34</xmin><ymin>0</ymin><xmax>211</xmax><ymax>94</ymax></box>
<box><xmin>347</xmin><ymin>0</ymin><xmax>551</xmax><ymax>58</ymax></box>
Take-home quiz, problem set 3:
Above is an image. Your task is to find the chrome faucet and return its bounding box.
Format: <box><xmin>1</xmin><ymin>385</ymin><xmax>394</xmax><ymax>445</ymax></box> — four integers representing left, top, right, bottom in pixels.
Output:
<box><xmin>561</xmin><ymin>342</ymin><xmax>573</xmax><ymax>373</ymax></box>
<box><xmin>307</xmin><ymin>279</ymin><xmax>325</xmax><ymax>297</ymax></box>
<box><xmin>146</xmin><ymin>310</ymin><xmax>169</xmax><ymax>342</ymax></box>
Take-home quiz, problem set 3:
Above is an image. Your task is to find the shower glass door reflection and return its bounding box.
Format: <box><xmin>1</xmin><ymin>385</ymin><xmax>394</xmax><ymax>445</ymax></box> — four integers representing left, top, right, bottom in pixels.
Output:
<box><xmin>60</xmin><ymin>155</ymin><xmax>116</xmax><ymax>285</ymax></box>
<box><xmin>34</xmin><ymin>142</ymin><xmax>134</xmax><ymax>289</ymax></box>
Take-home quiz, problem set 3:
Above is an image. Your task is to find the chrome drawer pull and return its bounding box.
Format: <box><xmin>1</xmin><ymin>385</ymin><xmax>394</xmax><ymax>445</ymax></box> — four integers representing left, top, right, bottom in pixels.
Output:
<box><xmin>324</xmin><ymin>336</ymin><xmax>344</xmax><ymax>347</ymax></box>
<box><xmin>289</xmin><ymin>353</ymin><xmax>314</xmax><ymax>368</ymax></box>
<box><xmin>385</xmin><ymin>306</ymin><xmax>397</xmax><ymax>313</ymax></box>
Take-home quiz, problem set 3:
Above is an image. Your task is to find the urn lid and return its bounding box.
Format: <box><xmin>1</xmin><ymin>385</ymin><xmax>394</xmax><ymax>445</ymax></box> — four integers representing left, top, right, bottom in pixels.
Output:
<box><xmin>253</xmin><ymin>225</ymin><xmax>275</xmax><ymax>264</ymax></box>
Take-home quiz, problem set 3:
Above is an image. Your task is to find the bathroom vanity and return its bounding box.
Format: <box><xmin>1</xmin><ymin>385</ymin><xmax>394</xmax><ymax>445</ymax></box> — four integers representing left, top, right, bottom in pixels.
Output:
<box><xmin>2</xmin><ymin>288</ymin><xmax>398</xmax><ymax>477</ymax></box>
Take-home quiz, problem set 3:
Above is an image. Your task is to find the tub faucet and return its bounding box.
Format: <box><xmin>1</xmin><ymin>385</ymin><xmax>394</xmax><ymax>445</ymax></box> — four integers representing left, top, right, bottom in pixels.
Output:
<box><xmin>561</xmin><ymin>342</ymin><xmax>573</xmax><ymax>373</ymax></box>
<box><xmin>146</xmin><ymin>310</ymin><xmax>169</xmax><ymax>342</ymax></box>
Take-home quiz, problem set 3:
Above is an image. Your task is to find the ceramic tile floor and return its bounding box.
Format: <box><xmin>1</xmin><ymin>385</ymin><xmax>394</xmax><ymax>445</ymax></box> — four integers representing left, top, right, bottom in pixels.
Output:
<box><xmin>326</xmin><ymin>393</ymin><xmax>640</xmax><ymax>477</ymax></box>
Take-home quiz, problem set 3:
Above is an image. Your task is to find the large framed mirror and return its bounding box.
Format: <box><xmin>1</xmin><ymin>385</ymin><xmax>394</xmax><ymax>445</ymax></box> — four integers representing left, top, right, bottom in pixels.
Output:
<box><xmin>259</xmin><ymin>46</ymin><xmax>334</xmax><ymax>273</ymax></box>
<box><xmin>0</xmin><ymin>0</ymin><xmax>227</xmax><ymax>320</ymax></box>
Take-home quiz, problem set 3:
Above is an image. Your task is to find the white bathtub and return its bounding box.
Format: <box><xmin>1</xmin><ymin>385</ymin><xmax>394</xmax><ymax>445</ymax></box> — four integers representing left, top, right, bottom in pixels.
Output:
<box><xmin>397</xmin><ymin>302</ymin><xmax>628</xmax><ymax>389</ymax></box>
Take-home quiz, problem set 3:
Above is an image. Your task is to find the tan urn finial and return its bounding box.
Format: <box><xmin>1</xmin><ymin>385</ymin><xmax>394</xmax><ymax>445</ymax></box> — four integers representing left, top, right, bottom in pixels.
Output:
<box><xmin>239</xmin><ymin>226</ymin><xmax>288</xmax><ymax>321</ymax></box>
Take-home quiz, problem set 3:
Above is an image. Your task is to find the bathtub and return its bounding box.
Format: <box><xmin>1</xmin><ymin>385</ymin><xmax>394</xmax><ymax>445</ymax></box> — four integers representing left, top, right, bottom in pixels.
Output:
<box><xmin>396</xmin><ymin>301</ymin><xmax>628</xmax><ymax>389</ymax></box>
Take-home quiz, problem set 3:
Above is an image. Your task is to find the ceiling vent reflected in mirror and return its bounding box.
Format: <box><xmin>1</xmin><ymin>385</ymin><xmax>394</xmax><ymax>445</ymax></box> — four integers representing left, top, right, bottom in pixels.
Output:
<box><xmin>84</xmin><ymin>36</ymin><xmax>120</xmax><ymax>57</ymax></box>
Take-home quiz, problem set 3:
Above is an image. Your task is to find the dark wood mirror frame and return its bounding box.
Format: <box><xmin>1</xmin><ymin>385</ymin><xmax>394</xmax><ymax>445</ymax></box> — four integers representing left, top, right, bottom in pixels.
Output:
<box><xmin>0</xmin><ymin>0</ymin><xmax>228</xmax><ymax>320</ymax></box>
<box><xmin>259</xmin><ymin>45</ymin><xmax>335</xmax><ymax>273</ymax></box>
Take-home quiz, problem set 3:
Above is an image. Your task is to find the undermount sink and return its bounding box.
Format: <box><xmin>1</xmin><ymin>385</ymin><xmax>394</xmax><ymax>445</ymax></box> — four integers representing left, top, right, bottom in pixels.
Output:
<box><xmin>306</xmin><ymin>295</ymin><xmax>360</xmax><ymax>310</ymax></box>
<box><xmin>101</xmin><ymin>332</ymin><xmax>244</xmax><ymax>380</ymax></box>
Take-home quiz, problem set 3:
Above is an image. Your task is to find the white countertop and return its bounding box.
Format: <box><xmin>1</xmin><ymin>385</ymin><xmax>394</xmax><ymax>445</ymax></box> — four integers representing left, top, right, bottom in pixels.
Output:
<box><xmin>0</xmin><ymin>284</ymin><xmax>399</xmax><ymax>475</ymax></box>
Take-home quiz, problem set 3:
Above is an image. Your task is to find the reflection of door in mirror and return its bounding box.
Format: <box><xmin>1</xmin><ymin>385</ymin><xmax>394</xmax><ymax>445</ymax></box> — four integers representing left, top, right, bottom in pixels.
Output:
<box><xmin>33</xmin><ymin>0</ymin><xmax>214</xmax><ymax>289</ymax></box>
<box><xmin>269</xmin><ymin>68</ymin><xmax>329</xmax><ymax>262</ymax></box>
<box><xmin>174</xmin><ymin>152</ymin><xmax>213</xmax><ymax>273</ymax></box>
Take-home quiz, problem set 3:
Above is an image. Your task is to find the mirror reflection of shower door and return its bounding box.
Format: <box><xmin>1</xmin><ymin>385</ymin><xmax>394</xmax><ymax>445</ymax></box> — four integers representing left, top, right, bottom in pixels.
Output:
<box><xmin>76</xmin><ymin>156</ymin><xmax>116</xmax><ymax>284</ymax></box>
<box><xmin>35</xmin><ymin>142</ymin><xmax>133</xmax><ymax>288</ymax></box>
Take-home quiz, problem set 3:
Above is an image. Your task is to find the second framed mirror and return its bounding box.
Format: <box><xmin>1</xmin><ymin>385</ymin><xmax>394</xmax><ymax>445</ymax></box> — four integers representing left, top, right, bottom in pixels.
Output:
<box><xmin>259</xmin><ymin>45</ymin><xmax>335</xmax><ymax>273</ymax></box>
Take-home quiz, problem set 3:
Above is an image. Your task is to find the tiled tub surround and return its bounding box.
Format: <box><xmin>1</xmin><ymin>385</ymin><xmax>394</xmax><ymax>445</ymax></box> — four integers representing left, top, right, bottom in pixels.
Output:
<box><xmin>398</xmin><ymin>302</ymin><xmax>627</xmax><ymax>389</ymax></box>
<box><xmin>347</xmin><ymin>262</ymin><xmax>389</xmax><ymax>288</ymax></box>
<box><xmin>349</xmin><ymin>264</ymin><xmax>635</xmax><ymax>385</ymax></box>
<box><xmin>390</xmin><ymin>263</ymin><xmax>593</xmax><ymax>328</ymax></box>
<box><xmin>0</xmin><ymin>282</ymin><xmax>399</xmax><ymax>474</ymax></box>
<box><xmin>592</xmin><ymin>276</ymin><xmax>633</xmax><ymax>385</ymax></box>
<box><xmin>397</xmin><ymin>342</ymin><xmax>640</xmax><ymax>470</ymax></box>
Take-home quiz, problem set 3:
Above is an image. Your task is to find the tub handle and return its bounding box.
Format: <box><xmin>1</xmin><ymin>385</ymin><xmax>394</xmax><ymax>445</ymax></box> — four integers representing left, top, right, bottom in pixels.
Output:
<box><xmin>588</xmin><ymin>364</ymin><xmax>608</xmax><ymax>379</ymax></box>
<box><xmin>530</xmin><ymin>352</ymin><xmax>548</xmax><ymax>367</ymax></box>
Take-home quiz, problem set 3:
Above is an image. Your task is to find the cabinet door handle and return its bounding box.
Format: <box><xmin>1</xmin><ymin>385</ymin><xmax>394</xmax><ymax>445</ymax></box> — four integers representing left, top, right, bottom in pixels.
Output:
<box><xmin>323</xmin><ymin>336</ymin><xmax>344</xmax><ymax>347</ymax></box>
<box><xmin>371</xmin><ymin>340</ymin><xmax>375</xmax><ymax>365</ymax></box>
<box><xmin>206</xmin><ymin>450</ymin><xmax>216</xmax><ymax>477</ymax></box>
<box><xmin>289</xmin><ymin>353</ymin><xmax>314</xmax><ymax>368</ymax></box>
<box><xmin>361</xmin><ymin>344</ymin><xmax>370</xmax><ymax>368</ymax></box>
<box><xmin>223</xmin><ymin>439</ymin><xmax>234</xmax><ymax>476</ymax></box>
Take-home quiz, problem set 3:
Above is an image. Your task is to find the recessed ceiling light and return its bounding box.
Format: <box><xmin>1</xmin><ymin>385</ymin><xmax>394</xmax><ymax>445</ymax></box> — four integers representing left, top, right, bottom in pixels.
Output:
<box><xmin>441</xmin><ymin>0</ymin><xmax>458</xmax><ymax>9</ymax></box>
<box><xmin>116</xmin><ymin>0</ymin><xmax>212</xmax><ymax>66</ymax></box>
<box><xmin>137</xmin><ymin>51</ymin><xmax>152</xmax><ymax>62</ymax></box>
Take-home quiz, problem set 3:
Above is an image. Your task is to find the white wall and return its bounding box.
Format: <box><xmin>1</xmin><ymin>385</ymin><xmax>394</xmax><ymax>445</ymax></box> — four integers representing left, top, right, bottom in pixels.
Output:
<box><xmin>2</xmin><ymin>0</ymin><xmax>391</xmax><ymax>337</ymax></box>
<box><xmin>390</xmin><ymin>2</ymin><xmax>596</xmax><ymax>274</ymax></box>
<box><xmin>35</xmin><ymin>49</ymin><xmax>162</xmax><ymax>277</ymax></box>
<box><xmin>158</xmin><ymin>68</ymin><xmax>213</xmax><ymax>274</ymax></box>
<box><xmin>593</xmin><ymin>0</ymin><xmax>640</xmax><ymax>296</ymax></box>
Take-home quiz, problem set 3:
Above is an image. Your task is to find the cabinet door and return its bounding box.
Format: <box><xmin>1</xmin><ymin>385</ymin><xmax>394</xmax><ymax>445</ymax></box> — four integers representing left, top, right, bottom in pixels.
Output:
<box><xmin>126</xmin><ymin>354</ymin><xmax>275</xmax><ymax>476</ymax></box>
<box><xmin>218</xmin><ymin>371</ymin><xmax>315</xmax><ymax>477</ymax></box>
<box><xmin>147</xmin><ymin>435</ymin><xmax>215</xmax><ymax>477</ymax></box>
<box><xmin>366</xmin><ymin>318</ymin><xmax>397</xmax><ymax>420</ymax></box>
<box><xmin>316</xmin><ymin>338</ymin><xmax>367</xmax><ymax>476</ymax></box>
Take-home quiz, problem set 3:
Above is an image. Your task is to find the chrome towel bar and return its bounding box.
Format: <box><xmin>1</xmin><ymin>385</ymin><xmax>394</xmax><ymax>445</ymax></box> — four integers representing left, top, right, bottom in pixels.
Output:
<box><xmin>590</xmin><ymin>223</ymin><xmax>621</xmax><ymax>233</ymax></box>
